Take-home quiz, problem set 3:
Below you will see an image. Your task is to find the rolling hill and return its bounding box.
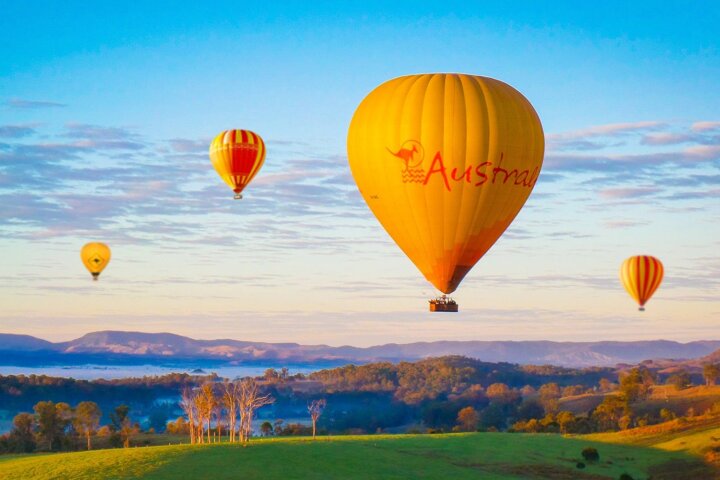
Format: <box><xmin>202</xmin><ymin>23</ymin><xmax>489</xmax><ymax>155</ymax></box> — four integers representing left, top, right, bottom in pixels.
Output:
<box><xmin>0</xmin><ymin>432</ymin><xmax>715</xmax><ymax>480</ymax></box>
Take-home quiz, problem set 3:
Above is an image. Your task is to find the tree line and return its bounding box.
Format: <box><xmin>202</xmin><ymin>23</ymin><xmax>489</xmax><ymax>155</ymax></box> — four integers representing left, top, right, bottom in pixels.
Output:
<box><xmin>0</xmin><ymin>401</ymin><xmax>138</xmax><ymax>453</ymax></box>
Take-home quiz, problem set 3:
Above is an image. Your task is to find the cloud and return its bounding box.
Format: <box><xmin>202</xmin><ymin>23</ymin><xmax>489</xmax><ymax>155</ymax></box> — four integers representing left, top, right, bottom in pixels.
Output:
<box><xmin>545</xmin><ymin>144</ymin><xmax>718</xmax><ymax>174</ymax></box>
<box><xmin>547</xmin><ymin>121</ymin><xmax>666</xmax><ymax>141</ymax></box>
<box><xmin>0</xmin><ymin>124</ymin><xmax>37</xmax><ymax>138</ymax></box>
<box><xmin>0</xmin><ymin>124</ymin><xmax>368</xmax><ymax>258</ymax></box>
<box><xmin>665</xmin><ymin>188</ymin><xmax>720</xmax><ymax>200</ymax></box>
<box><xmin>603</xmin><ymin>219</ymin><xmax>649</xmax><ymax>229</ymax></box>
<box><xmin>640</xmin><ymin>132</ymin><xmax>694</xmax><ymax>145</ymax></box>
<box><xmin>4</xmin><ymin>99</ymin><xmax>66</xmax><ymax>109</ymax></box>
<box><xmin>691</xmin><ymin>121</ymin><xmax>720</xmax><ymax>132</ymax></box>
<box><xmin>599</xmin><ymin>186</ymin><xmax>661</xmax><ymax>200</ymax></box>
<box><xmin>167</xmin><ymin>138</ymin><xmax>210</xmax><ymax>153</ymax></box>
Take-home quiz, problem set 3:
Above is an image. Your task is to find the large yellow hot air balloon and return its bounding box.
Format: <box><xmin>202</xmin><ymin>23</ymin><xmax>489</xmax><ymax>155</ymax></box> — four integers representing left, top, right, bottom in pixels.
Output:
<box><xmin>620</xmin><ymin>255</ymin><xmax>664</xmax><ymax>311</ymax></box>
<box><xmin>81</xmin><ymin>242</ymin><xmax>111</xmax><ymax>281</ymax></box>
<box><xmin>209</xmin><ymin>129</ymin><xmax>266</xmax><ymax>199</ymax></box>
<box><xmin>347</xmin><ymin>74</ymin><xmax>544</xmax><ymax>310</ymax></box>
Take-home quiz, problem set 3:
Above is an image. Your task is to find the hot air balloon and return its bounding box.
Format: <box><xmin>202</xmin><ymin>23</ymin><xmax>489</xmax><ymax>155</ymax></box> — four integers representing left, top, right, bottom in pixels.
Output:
<box><xmin>620</xmin><ymin>255</ymin><xmax>664</xmax><ymax>311</ymax></box>
<box><xmin>81</xmin><ymin>242</ymin><xmax>111</xmax><ymax>281</ymax></box>
<box><xmin>209</xmin><ymin>129</ymin><xmax>266</xmax><ymax>199</ymax></box>
<box><xmin>347</xmin><ymin>74</ymin><xmax>545</xmax><ymax>311</ymax></box>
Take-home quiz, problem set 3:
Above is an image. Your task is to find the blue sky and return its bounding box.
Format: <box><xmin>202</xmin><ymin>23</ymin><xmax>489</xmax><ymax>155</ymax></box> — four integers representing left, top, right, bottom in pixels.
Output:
<box><xmin>1</xmin><ymin>2</ymin><xmax>718</xmax><ymax>344</ymax></box>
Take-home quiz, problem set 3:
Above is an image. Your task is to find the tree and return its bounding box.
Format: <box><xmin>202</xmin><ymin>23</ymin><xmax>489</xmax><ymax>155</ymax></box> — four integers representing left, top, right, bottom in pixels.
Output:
<box><xmin>197</xmin><ymin>383</ymin><xmax>217</xmax><ymax>444</ymax></box>
<box><xmin>73</xmin><ymin>402</ymin><xmax>101</xmax><ymax>450</ymax></box>
<box><xmin>456</xmin><ymin>406</ymin><xmax>479</xmax><ymax>432</ymax></box>
<box><xmin>260</xmin><ymin>421</ymin><xmax>273</xmax><ymax>436</ymax></box>
<box><xmin>166</xmin><ymin>417</ymin><xmax>190</xmax><ymax>435</ymax></box>
<box><xmin>238</xmin><ymin>378</ymin><xmax>274</xmax><ymax>443</ymax></box>
<box><xmin>592</xmin><ymin>395</ymin><xmax>629</xmax><ymax>431</ymax></box>
<box><xmin>273</xmin><ymin>419</ymin><xmax>285</xmax><ymax>436</ymax></box>
<box><xmin>516</xmin><ymin>399</ymin><xmax>545</xmax><ymax>421</ymax></box>
<box><xmin>34</xmin><ymin>401</ymin><xmax>71</xmax><ymax>451</ymax></box>
<box><xmin>180</xmin><ymin>387</ymin><xmax>200</xmax><ymax>444</ymax></box>
<box><xmin>619</xmin><ymin>368</ymin><xmax>654</xmax><ymax>402</ymax></box>
<box><xmin>556</xmin><ymin>411</ymin><xmax>576</xmax><ymax>434</ymax></box>
<box><xmin>598</xmin><ymin>378</ymin><xmax>616</xmax><ymax>393</ymax></box>
<box><xmin>222</xmin><ymin>381</ymin><xmax>240</xmax><ymax>443</ymax></box>
<box><xmin>703</xmin><ymin>364</ymin><xmax>720</xmax><ymax>386</ymax></box>
<box><xmin>666</xmin><ymin>371</ymin><xmax>692</xmax><ymax>390</ymax></box>
<box><xmin>308</xmin><ymin>399</ymin><xmax>327</xmax><ymax>439</ymax></box>
<box><xmin>110</xmin><ymin>405</ymin><xmax>134</xmax><ymax>448</ymax></box>
<box><xmin>519</xmin><ymin>385</ymin><xmax>536</xmax><ymax>397</ymax></box>
<box><xmin>485</xmin><ymin>383</ymin><xmax>517</xmax><ymax>404</ymax></box>
<box><xmin>562</xmin><ymin>385</ymin><xmax>584</xmax><ymax>397</ymax></box>
<box><xmin>479</xmin><ymin>403</ymin><xmax>506</xmax><ymax>431</ymax></box>
<box><xmin>538</xmin><ymin>383</ymin><xmax>561</xmax><ymax>414</ymax></box>
<box><xmin>8</xmin><ymin>413</ymin><xmax>36</xmax><ymax>453</ymax></box>
<box><xmin>659</xmin><ymin>408</ymin><xmax>675</xmax><ymax>422</ymax></box>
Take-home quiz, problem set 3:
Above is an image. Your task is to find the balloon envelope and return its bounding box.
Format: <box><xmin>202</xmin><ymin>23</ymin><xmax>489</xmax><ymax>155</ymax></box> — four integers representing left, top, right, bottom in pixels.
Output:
<box><xmin>347</xmin><ymin>74</ymin><xmax>544</xmax><ymax>293</ymax></box>
<box><xmin>209</xmin><ymin>129</ymin><xmax>266</xmax><ymax>199</ymax></box>
<box><xmin>620</xmin><ymin>255</ymin><xmax>664</xmax><ymax>310</ymax></box>
<box><xmin>81</xmin><ymin>242</ymin><xmax>111</xmax><ymax>281</ymax></box>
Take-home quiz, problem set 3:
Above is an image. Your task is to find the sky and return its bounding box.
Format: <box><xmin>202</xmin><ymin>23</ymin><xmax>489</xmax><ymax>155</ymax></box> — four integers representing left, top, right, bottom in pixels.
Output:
<box><xmin>0</xmin><ymin>1</ymin><xmax>718</xmax><ymax>345</ymax></box>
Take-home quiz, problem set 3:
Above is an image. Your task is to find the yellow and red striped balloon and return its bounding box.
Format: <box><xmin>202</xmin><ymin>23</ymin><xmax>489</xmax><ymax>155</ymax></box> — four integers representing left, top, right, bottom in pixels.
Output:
<box><xmin>209</xmin><ymin>129</ymin><xmax>266</xmax><ymax>199</ymax></box>
<box><xmin>620</xmin><ymin>255</ymin><xmax>664</xmax><ymax>311</ymax></box>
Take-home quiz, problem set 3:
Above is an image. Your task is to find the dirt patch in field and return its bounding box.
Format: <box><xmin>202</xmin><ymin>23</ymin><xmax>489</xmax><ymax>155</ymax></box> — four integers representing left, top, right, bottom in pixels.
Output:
<box><xmin>647</xmin><ymin>458</ymin><xmax>720</xmax><ymax>480</ymax></box>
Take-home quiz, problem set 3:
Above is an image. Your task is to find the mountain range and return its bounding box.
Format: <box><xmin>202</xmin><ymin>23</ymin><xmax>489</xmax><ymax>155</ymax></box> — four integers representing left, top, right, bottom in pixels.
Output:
<box><xmin>0</xmin><ymin>331</ymin><xmax>719</xmax><ymax>368</ymax></box>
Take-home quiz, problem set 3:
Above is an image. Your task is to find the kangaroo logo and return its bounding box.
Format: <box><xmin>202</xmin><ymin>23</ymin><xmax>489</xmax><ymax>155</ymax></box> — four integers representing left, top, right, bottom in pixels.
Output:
<box><xmin>387</xmin><ymin>140</ymin><xmax>425</xmax><ymax>183</ymax></box>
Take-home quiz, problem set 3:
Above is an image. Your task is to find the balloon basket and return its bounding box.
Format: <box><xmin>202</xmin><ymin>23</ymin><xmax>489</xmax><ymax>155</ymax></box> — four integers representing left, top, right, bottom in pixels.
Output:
<box><xmin>429</xmin><ymin>295</ymin><xmax>458</xmax><ymax>312</ymax></box>
<box><xmin>234</xmin><ymin>193</ymin><xmax>243</xmax><ymax>200</ymax></box>
<box><xmin>638</xmin><ymin>306</ymin><xmax>645</xmax><ymax>312</ymax></box>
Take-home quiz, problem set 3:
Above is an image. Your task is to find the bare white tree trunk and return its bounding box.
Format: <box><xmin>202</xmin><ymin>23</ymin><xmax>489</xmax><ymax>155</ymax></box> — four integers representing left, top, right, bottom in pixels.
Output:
<box><xmin>238</xmin><ymin>378</ymin><xmax>274</xmax><ymax>445</ymax></box>
<box><xmin>308</xmin><ymin>399</ymin><xmax>327</xmax><ymax>440</ymax></box>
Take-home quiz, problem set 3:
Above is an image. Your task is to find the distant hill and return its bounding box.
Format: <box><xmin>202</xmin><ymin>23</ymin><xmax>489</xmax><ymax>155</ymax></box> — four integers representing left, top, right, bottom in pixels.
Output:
<box><xmin>0</xmin><ymin>333</ymin><xmax>54</xmax><ymax>351</ymax></box>
<box><xmin>1</xmin><ymin>330</ymin><xmax>719</xmax><ymax>368</ymax></box>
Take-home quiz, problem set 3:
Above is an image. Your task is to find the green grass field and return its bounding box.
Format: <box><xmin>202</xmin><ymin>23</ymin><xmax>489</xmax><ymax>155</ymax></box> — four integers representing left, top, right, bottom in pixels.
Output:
<box><xmin>1</xmin><ymin>432</ymin><xmax>716</xmax><ymax>480</ymax></box>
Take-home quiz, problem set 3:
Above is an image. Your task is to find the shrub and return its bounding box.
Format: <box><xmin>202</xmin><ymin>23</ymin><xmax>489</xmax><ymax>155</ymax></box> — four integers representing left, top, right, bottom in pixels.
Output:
<box><xmin>576</xmin><ymin>462</ymin><xmax>586</xmax><ymax>469</ymax></box>
<box><xmin>581</xmin><ymin>447</ymin><xmax>600</xmax><ymax>462</ymax></box>
<box><xmin>619</xmin><ymin>474</ymin><xmax>634</xmax><ymax>480</ymax></box>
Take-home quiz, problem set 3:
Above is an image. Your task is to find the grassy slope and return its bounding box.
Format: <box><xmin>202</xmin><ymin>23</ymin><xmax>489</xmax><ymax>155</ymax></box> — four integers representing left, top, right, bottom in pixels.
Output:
<box><xmin>0</xmin><ymin>433</ymin><xmax>707</xmax><ymax>480</ymax></box>
<box><xmin>587</xmin><ymin>415</ymin><xmax>720</xmax><ymax>454</ymax></box>
<box><xmin>586</xmin><ymin>415</ymin><xmax>720</xmax><ymax>478</ymax></box>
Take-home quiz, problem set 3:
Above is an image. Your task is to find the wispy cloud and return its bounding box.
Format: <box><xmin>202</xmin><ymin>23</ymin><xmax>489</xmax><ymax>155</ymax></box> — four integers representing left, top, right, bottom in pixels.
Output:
<box><xmin>599</xmin><ymin>186</ymin><xmax>661</xmax><ymax>200</ymax></box>
<box><xmin>0</xmin><ymin>124</ymin><xmax>37</xmax><ymax>138</ymax></box>
<box><xmin>548</xmin><ymin>121</ymin><xmax>666</xmax><ymax>140</ymax></box>
<box><xmin>691</xmin><ymin>121</ymin><xmax>720</xmax><ymax>132</ymax></box>
<box><xmin>603</xmin><ymin>219</ymin><xmax>649</xmax><ymax>229</ymax></box>
<box><xmin>4</xmin><ymin>99</ymin><xmax>66</xmax><ymax>109</ymax></box>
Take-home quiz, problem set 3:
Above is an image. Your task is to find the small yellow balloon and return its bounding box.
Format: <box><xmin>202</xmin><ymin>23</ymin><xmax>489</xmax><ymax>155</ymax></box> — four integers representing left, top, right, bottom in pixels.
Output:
<box><xmin>81</xmin><ymin>242</ymin><xmax>111</xmax><ymax>281</ymax></box>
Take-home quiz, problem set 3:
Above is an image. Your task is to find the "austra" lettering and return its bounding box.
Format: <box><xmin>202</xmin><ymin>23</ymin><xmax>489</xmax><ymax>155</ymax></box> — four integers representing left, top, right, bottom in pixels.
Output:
<box><xmin>422</xmin><ymin>152</ymin><xmax>539</xmax><ymax>192</ymax></box>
